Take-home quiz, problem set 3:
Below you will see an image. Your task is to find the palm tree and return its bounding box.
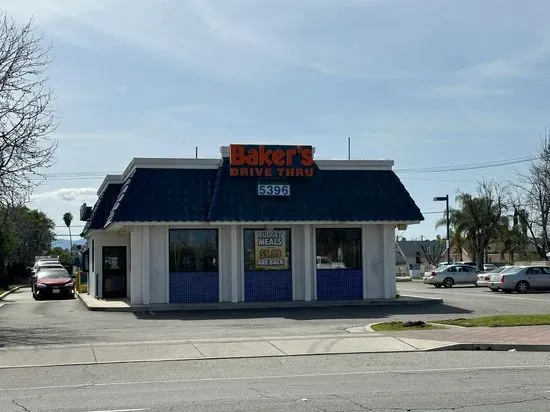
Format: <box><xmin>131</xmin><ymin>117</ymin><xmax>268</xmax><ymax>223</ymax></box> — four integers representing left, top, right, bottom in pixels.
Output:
<box><xmin>450</xmin><ymin>192</ymin><xmax>506</xmax><ymax>270</ymax></box>
<box><xmin>436</xmin><ymin>211</ymin><xmax>469</xmax><ymax>262</ymax></box>
<box><xmin>63</xmin><ymin>212</ymin><xmax>73</xmax><ymax>252</ymax></box>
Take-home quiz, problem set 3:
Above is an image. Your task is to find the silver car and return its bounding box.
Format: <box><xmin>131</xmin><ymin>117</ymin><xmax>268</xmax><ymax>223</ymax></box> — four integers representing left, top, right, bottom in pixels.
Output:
<box><xmin>424</xmin><ymin>264</ymin><xmax>479</xmax><ymax>288</ymax></box>
<box><xmin>476</xmin><ymin>266</ymin><xmax>511</xmax><ymax>288</ymax></box>
<box><xmin>490</xmin><ymin>265</ymin><xmax>550</xmax><ymax>293</ymax></box>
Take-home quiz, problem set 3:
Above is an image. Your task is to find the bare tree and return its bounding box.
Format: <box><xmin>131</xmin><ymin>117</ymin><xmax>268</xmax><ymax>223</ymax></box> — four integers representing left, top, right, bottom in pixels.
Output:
<box><xmin>0</xmin><ymin>13</ymin><xmax>57</xmax><ymax>206</ymax></box>
<box><xmin>512</xmin><ymin>132</ymin><xmax>550</xmax><ymax>259</ymax></box>
<box><xmin>420</xmin><ymin>240</ymin><xmax>446</xmax><ymax>266</ymax></box>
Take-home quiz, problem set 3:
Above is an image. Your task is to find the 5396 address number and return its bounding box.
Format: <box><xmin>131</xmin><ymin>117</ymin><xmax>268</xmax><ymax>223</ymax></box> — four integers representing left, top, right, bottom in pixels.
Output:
<box><xmin>257</xmin><ymin>183</ymin><xmax>290</xmax><ymax>197</ymax></box>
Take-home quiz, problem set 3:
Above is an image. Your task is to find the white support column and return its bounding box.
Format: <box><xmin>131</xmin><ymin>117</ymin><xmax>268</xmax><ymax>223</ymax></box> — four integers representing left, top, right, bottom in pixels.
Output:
<box><xmin>362</xmin><ymin>225</ymin><xmax>369</xmax><ymax>299</ymax></box>
<box><xmin>291</xmin><ymin>226</ymin><xmax>298</xmax><ymax>301</ymax></box>
<box><xmin>130</xmin><ymin>227</ymin><xmax>144</xmax><ymax>305</ymax></box>
<box><xmin>303</xmin><ymin>224</ymin><xmax>314</xmax><ymax>301</ymax></box>
<box><xmin>230</xmin><ymin>225</ymin><xmax>239</xmax><ymax>303</ymax></box>
<box><xmin>383</xmin><ymin>224</ymin><xmax>397</xmax><ymax>298</ymax></box>
<box><xmin>141</xmin><ymin>225</ymin><xmax>151</xmax><ymax>305</ymax></box>
<box><xmin>364</xmin><ymin>224</ymin><xmax>384</xmax><ymax>299</ymax></box>
<box><xmin>312</xmin><ymin>225</ymin><xmax>318</xmax><ymax>300</ymax></box>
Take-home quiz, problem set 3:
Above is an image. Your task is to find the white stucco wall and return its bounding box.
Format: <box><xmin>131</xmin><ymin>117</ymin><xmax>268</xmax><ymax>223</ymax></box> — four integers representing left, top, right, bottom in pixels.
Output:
<box><xmin>94</xmin><ymin>223</ymin><xmax>397</xmax><ymax>305</ymax></box>
<box><xmin>87</xmin><ymin>231</ymin><xmax>131</xmax><ymax>299</ymax></box>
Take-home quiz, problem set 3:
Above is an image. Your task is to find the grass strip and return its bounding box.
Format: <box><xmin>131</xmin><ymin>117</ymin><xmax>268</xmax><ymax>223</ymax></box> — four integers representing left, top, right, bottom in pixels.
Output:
<box><xmin>371</xmin><ymin>321</ymin><xmax>446</xmax><ymax>332</ymax></box>
<box><xmin>436</xmin><ymin>314</ymin><xmax>550</xmax><ymax>328</ymax></box>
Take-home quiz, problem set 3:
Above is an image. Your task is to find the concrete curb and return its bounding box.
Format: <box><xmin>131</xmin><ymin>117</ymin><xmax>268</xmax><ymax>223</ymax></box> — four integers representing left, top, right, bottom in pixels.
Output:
<box><xmin>0</xmin><ymin>285</ymin><xmax>23</xmax><ymax>301</ymax></box>
<box><xmin>76</xmin><ymin>292</ymin><xmax>443</xmax><ymax>313</ymax></box>
<box><xmin>396</xmin><ymin>277</ymin><xmax>412</xmax><ymax>282</ymax></box>
<box><xmin>0</xmin><ymin>347</ymin><xmax>436</xmax><ymax>370</ymax></box>
<box><xmin>427</xmin><ymin>343</ymin><xmax>550</xmax><ymax>352</ymax></box>
<box><xmin>364</xmin><ymin>322</ymin><xmax>550</xmax><ymax>352</ymax></box>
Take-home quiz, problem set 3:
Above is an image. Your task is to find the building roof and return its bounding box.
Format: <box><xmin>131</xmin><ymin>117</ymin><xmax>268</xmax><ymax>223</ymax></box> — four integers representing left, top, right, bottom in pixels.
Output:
<box><xmin>90</xmin><ymin>159</ymin><xmax>423</xmax><ymax>225</ymax></box>
<box><xmin>81</xmin><ymin>183</ymin><xmax>123</xmax><ymax>236</ymax></box>
<box><xmin>104</xmin><ymin>168</ymin><xmax>219</xmax><ymax>225</ymax></box>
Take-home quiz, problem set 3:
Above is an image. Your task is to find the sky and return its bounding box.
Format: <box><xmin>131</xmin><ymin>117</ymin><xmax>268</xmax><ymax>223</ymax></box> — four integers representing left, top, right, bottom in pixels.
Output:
<box><xmin>2</xmin><ymin>0</ymin><xmax>550</xmax><ymax>242</ymax></box>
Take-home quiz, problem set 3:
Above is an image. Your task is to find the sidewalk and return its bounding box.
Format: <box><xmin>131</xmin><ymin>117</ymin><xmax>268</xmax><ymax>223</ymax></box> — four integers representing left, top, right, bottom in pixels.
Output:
<box><xmin>76</xmin><ymin>292</ymin><xmax>443</xmax><ymax>312</ymax></box>
<box><xmin>0</xmin><ymin>334</ymin><xmax>455</xmax><ymax>369</ymax></box>
<box><xmin>379</xmin><ymin>325</ymin><xmax>550</xmax><ymax>347</ymax></box>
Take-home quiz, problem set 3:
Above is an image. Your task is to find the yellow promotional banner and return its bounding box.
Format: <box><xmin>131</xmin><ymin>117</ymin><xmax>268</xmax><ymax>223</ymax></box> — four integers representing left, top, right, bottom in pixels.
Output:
<box><xmin>254</xmin><ymin>230</ymin><xmax>288</xmax><ymax>270</ymax></box>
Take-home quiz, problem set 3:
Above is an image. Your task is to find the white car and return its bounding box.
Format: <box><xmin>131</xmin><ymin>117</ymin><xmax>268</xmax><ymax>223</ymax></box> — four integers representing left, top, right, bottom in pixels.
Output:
<box><xmin>476</xmin><ymin>266</ymin><xmax>510</xmax><ymax>287</ymax></box>
<box><xmin>316</xmin><ymin>256</ymin><xmax>346</xmax><ymax>269</ymax></box>
<box><xmin>424</xmin><ymin>264</ymin><xmax>479</xmax><ymax>288</ymax></box>
<box><xmin>483</xmin><ymin>263</ymin><xmax>497</xmax><ymax>271</ymax></box>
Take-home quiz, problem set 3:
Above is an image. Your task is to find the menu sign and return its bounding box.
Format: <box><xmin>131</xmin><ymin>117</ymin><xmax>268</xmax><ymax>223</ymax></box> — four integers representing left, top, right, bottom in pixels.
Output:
<box><xmin>254</xmin><ymin>230</ymin><xmax>289</xmax><ymax>270</ymax></box>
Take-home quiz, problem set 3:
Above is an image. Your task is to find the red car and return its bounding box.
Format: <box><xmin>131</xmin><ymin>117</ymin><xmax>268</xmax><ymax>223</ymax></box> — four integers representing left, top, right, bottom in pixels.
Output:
<box><xmin>32</xmin><ymin>268</ymin><xmax>75</xmax><ymax>300</ymax></box>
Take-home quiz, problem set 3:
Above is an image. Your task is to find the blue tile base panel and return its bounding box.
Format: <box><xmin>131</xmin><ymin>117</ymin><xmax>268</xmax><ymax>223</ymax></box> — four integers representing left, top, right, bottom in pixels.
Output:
<box><xmin>169</xmin><ymin>272</ymin><xmax>219</xmax><ymax>304</ymax></box>
<box><xmin>317</xmin><ymin>269</ymin><xmax>363</xmax><ymax>300</ymax></box>
<box><xmin>245</xmin><ymin>270</ymin><xmax>293</xmax><ymax>302</ymax></box>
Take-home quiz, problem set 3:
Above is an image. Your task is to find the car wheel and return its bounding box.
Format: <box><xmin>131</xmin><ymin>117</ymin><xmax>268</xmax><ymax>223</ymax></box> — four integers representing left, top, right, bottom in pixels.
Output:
<box><xmin>516</xmin><ymin>281</ymin><xmax>529</xmax><ymax>294</ymax></box>
<box><xmin>443</xmin><ymin>277</ymin><xmax>454</xmax><ymax>288</ymax></box>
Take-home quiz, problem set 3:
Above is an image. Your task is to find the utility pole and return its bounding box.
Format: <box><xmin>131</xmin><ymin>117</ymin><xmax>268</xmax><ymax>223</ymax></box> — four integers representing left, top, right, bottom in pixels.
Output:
<box><xmin>347</xmin><ymin>137</ymin><xmax>351</xmax><ymax>160</ymax></box>
<box><xmin>434</xmin><ymin>195</ymin><xmax>451</xmax><ymax>263</ymax></box>
<box><xmin>195</xmin><ymin>146</ymin><xmax>198</xmax><ymax>159</ymax></box>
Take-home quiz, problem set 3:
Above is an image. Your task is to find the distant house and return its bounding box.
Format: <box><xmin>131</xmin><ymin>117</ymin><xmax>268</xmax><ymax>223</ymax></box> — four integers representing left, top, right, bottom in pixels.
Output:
<box><xmin>396</xmin><ymin>240</ymin><xmax>445</xmax><ymax>267</ymax></box>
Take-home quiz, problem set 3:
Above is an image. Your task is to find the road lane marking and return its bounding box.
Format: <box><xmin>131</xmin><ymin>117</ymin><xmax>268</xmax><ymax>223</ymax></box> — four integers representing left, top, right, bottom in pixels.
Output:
<box><xmin>1</xmin><ymin>364</ymin><xmax>549</xmax><ymax>392</ymax></box>
<box><xmin>85</xmin><ymin>409</ymin><xmax>146</xmax><ymax>412</ymax></box>
<box><xmin>398</xmin><ymin>288</ymin><xmax>550</xmax><ymax>302</ymax></box>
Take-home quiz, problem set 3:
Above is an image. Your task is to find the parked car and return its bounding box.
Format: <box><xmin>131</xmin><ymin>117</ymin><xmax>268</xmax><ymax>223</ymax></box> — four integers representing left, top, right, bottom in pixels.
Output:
<box><xmin>456</xmin><ymin>261</ymin><xmax>476</xmax><ymax>267</ymax></box>
<box><xmin>423</xmin><ymin>264</ymin><xmax>479</xmax><ymax>288</ymax></box>
<box><xmin>32</xmin><ymin>257</ymin><xmax>61</xmax><ymax>274</ymax></box>
<box><xmin>476</xmin><ymin>266</ymin><xmax>510</xmax><ymax>287</ymax></box>
<box><xmin>316</xmin><ymin>256</ymin><xmax>346</xmax><ymax>269</ymax></box>
<box><xmin>488</xmin><ymin>266</ymin><xmax>523</xmax><ymax>291</ymax></box>
<box><xmin>483</xmin><ymin>263</ymin><xmax>497</xmax><ymax>271</ymax></box>
<box><xmin>35</xmin><ymin>261</ymin><xmax>64</xmax><ymax>273</ymax></box>
<box><xmin>489</xmin><ymin>265</ymin><xmax>550</xmax><ymax>294</ymax></box>
<box><xmin>32</xmin><ymin>267</ymin><xmax>75</xmax><ymax>300</ymax></box>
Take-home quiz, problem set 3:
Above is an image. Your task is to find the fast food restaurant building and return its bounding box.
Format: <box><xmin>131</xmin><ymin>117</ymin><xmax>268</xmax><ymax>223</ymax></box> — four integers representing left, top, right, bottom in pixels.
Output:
<box><xmin>80</xmin><ymin>144</ymin><xmax>424</xmax><ymax>306</ymax></box>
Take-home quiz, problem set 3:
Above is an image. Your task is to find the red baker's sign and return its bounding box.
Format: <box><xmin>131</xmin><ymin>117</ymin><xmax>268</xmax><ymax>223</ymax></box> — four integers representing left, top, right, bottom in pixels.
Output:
<box><xmin>229</xmin><ymin>144</ymin><xmax>314</xmax><ymax>177</ymax></box>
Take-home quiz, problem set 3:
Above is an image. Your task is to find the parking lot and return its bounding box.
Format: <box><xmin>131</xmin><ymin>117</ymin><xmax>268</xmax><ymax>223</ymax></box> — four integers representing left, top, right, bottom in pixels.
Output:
<box><xmin>397</xmin><ymin>280</ymin><xmax>550</xmax><ymax>316</ymax></box>
<box><xmin>0</xmin><ymin>283</ymin><xmax>549</xmax><ymax>348</ymax></box>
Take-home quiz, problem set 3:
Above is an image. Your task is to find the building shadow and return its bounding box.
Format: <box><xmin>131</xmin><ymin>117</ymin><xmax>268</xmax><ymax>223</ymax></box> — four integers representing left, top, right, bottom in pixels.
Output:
<box><xmin>133</xmin><ymin>302</ymin><xmax>471</xmax><ymax>322</ymax></box>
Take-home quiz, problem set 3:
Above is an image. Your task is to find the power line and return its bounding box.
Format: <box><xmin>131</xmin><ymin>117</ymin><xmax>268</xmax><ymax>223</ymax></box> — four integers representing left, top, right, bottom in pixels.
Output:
<box><xmin>25</xmin><ymin>154</ymin><xmax>538</xmax><ymax>182</ymax></box>
<box><xmin>55</xmin><ymin>225</ymin><xmax>85</xmax><ymax>228</ymax></box>
<box><xmin>394</xmin><ymin>156</ymin><xmax>537</xmax><ymax>173</ymax></box>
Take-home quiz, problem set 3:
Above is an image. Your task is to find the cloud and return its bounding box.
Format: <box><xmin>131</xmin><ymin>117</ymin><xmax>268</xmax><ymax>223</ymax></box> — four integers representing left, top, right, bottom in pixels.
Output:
<box><xmin>32</xmin><ymin>188</ymin><xmax>98</xmax><ymax>203</ymax></box>
<box><xmin>431</xmin><ymin>85</ymin><xmax>513</xmax><ymax>97</ymax></box>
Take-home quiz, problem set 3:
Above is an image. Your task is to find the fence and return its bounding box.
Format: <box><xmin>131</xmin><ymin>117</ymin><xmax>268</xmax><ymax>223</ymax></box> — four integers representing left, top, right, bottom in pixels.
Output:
<box><xmin>514</xmin><ymin>261</ymin><xmax>550</xmax><ymax>267</ymax></box>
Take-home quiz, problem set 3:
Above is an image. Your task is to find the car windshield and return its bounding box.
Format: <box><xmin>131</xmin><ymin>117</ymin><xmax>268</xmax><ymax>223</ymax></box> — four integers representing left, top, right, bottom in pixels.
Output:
<box><xmin>488</xmin><ymin>267</ymin><xmax>504</xmax><ymax>273</ymax></box>
<box><xmin>502</xmin><ymin>266</ymin><xmax>522</xmax><ymax>274</ymax></box>
<box><xmin>37</xmin><ymin>270</ymin><xmax>69</xmax><ymax>279</ymax></box>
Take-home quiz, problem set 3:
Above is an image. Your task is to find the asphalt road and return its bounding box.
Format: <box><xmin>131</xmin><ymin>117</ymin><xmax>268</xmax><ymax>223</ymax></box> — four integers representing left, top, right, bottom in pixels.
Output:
<box><xmin>1</xmin><ymin>284</ymin><xmax>550</xmax><ymax>348</ymax></box>
<box><xmin>1</xmin><ymin>352</ymin><xmax>550</xmax><ymax>411</ymax></box>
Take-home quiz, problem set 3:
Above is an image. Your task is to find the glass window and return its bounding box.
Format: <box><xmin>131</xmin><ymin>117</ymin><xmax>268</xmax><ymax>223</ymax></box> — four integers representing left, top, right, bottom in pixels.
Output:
<box><xmin>91</xmin><ymin>239</ymin><xmax>94</xmax><ymax>271</ymax></box>
<box><xmin>315</xmin><ymin>228</ymin><xmax>362</xmax><ymax>270</ymax></box>
<box><xmin>169</xmin><ymin>229</ymin><xmax>218</xmax><ymax>273</ymax></box>
<box><xmin>244</xmin><ymin>229</ymin><xmax>291</xmax><ymax>271</ymax></box>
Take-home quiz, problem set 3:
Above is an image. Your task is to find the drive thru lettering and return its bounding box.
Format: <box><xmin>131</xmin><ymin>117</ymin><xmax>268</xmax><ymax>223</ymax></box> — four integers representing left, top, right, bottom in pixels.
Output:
<box><xmin>229</xmin><ymin>144</ymin><xmax>314</xmax><ymax>177</ymax></box>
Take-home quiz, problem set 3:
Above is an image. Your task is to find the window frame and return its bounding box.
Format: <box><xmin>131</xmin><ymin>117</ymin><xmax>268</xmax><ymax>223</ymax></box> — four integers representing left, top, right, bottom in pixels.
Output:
<box><xmin>168</xmin><ymin>229</ymin><xmax>219</xmax><ymax>273</ymax></box>
<box><xmin>315</xmin><ymin>227</ymin><xmax>363</xmax><ymax>270</ymax></box>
